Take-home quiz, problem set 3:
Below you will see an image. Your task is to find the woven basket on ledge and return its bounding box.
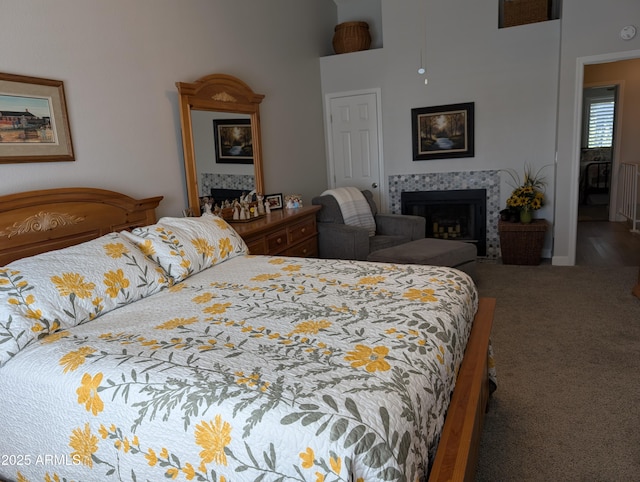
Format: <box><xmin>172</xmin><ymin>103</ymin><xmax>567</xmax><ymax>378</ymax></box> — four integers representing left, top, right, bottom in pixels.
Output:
<box><xmin>333</xmin><ymin>21</ymin><xmax>371</xmax><ymax>54</ymax></box>
<box><xmin>503</xmin><ymin>0</ymin><xmax>549</xmax><ymax>28</ymax></box>
<box><xmin>498</xmin><ymin>219</ymin><xmax>548</xmax><ymax>265</ymax></box>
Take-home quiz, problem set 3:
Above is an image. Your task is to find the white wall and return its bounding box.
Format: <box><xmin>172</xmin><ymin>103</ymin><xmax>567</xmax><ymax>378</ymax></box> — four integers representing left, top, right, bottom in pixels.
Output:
<box><xmin>0</xmin><ymin>1</ymin><xmax>336</xmax><ymax>217</ymax></box>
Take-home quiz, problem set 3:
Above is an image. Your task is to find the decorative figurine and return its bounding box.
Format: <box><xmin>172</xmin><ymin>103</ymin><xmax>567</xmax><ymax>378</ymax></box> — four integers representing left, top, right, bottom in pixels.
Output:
<box><xmin>233</xmin><ymin>201</ymin><xmax>240</xmax><ymax>220</ymax></box>
<box><xmin>257</xmin><ymin>193</ymin><xmax>265</xmax><ymax>215</ymax></box>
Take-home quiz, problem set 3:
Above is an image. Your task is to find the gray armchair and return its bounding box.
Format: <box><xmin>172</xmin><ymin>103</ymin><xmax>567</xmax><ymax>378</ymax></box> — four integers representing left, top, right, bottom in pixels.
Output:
<box><xmin>311</xmin><ymin>190</ymin><xmax>426</xmax><ymax>260</ymax></box>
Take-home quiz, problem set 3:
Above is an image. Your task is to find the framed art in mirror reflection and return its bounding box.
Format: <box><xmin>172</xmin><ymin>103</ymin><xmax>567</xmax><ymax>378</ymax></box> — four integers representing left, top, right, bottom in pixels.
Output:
<box><xmin>213</xmin><ymin>119</ymin><xmax>253</xmax><ymax>164</ymax></box>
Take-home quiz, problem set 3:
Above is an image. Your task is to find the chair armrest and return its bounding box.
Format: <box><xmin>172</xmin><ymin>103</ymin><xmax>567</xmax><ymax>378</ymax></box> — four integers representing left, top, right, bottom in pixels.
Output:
<box><xmin>317</xmin><ymin>223</ymin><xmax>370</xmax><ymax>260</ymax></box>
<box><xmin>375</xmin><ymin>214</ymin><xmax>426</xmax><ymax>240</ymax></box>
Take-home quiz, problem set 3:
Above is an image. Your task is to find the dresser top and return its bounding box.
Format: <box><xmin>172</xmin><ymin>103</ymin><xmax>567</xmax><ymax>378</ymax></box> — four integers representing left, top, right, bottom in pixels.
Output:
<box><xmin>229</xmin><ymin>205</ymin><xmax>320</xmax><ymax>237</ymax></box>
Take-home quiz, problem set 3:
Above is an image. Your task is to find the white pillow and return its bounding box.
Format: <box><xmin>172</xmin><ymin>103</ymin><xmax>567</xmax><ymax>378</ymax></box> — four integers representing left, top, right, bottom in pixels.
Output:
<box><xmin>0</xmin><ymin>232</ymin><xmax>170</xmax><ymax>366</ymax></box>
<box><xmin>121</xmin><ymin>215</ymin><xmax>248</xmax><ymax>282</ymax></box>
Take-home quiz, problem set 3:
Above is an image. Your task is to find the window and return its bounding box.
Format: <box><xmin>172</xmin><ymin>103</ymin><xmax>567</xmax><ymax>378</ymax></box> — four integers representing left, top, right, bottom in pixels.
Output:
<box><xmin>582</xmin><ymin>86</ymin><xmax>617</xmax><ymax>149</ymax></box>
<box><xmin>586</xmin><ymin>100</ymin><xmax>615</xmax><ymax>148</ymax></box>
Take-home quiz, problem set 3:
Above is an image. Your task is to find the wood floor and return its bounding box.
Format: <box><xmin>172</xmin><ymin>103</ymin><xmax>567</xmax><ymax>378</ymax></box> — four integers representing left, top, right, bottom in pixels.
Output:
<box><xmin>576</xmin><ymin>220</ymin><xmax>640</xmax><ymax>266</ymax></box>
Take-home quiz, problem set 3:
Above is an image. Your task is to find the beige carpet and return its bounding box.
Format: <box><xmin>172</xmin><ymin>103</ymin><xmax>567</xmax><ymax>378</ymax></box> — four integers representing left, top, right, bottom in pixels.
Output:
<box><xmin>472</xmin><ymin>263</ymin><xmax>640</xmax><ymax>481</ymax></box>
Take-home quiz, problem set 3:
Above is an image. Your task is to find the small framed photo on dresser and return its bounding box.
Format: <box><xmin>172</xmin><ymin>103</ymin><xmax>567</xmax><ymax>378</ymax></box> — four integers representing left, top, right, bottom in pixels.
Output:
<box><xmin>265</xmin><ymin>193</ymin><xmax>283</xmax><ymax>210</ymax></box>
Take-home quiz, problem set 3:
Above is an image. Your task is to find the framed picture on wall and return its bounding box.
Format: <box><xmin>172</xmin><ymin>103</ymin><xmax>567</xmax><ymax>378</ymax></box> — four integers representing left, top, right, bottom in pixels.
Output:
<box><xmin>0</xmin><ymin>72</ymin><xmax>75</xmax><ymax>164</ymax></box>
<box><xmin>213</xmin><ymin>119</ymin><xmax>253</xmax><ymax>164</ymax></box>
<box><xmin>411</xmin><ymin>102</ymin><xmax>474</xmax><ymax>160</ymax></box>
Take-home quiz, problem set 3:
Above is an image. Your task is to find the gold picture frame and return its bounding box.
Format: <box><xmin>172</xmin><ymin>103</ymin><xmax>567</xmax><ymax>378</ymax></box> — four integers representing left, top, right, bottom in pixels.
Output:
<box><xmin>0</xmin><ymin>72</ymin><xmax>75</xmax><ymax>163</ymax></box>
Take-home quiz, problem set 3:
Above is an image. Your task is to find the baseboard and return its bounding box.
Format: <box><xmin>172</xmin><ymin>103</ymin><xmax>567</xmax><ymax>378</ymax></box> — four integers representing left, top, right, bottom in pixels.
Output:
<box><xmin>551</xmin><ymin>255</ymin><xmax>572</xmax><ymax>266</ymax></box>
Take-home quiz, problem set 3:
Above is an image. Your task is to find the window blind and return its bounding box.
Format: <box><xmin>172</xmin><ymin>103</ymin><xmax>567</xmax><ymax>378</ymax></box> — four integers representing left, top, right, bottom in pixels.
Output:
<box><xmin>587</xmin><ymin>100</ymin><xmax>615</xmax><ymax>148</ymax></box>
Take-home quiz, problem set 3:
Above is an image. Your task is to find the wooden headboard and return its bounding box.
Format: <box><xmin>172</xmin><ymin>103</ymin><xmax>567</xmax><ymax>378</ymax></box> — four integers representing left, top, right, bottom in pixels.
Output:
<box><xmin>0</xmin><ymin>187</ymin><xmax>163</xmax><ymax>265</ymax></box>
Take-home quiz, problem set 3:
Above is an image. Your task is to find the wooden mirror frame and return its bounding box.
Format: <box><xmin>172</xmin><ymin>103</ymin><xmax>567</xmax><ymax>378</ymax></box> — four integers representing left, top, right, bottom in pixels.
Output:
<box><xmin>176</xmin><ymin>74</ymin><xmax>265</xmax><ymax>216</ymax></box>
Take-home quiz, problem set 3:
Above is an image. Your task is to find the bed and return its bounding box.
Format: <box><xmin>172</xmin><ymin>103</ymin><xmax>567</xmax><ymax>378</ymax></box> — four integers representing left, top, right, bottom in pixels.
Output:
<box><xmin>0</xmin><ymin>187</ymin><xmax>495</xmax><ymax>482</ymax></box>
<box><xmin>579</xmin><ymin>160</ymin><xmax>611</xmax><ymax>205</ymax></box>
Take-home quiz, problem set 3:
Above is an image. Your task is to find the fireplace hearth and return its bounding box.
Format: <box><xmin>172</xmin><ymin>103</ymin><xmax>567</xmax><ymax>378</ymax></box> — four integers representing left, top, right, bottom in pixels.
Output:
<box><xmin>401</xmin><ymin>189</ymin><xmax>487</xmax><ymax>256</ymax></box>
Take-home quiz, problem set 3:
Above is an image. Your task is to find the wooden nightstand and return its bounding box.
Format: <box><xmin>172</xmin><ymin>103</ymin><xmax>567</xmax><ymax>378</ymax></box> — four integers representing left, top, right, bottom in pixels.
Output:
<box><xmin>230</xmin><ymin>205</ymin><xmax>321</xmax><ymax>257</ymax></box>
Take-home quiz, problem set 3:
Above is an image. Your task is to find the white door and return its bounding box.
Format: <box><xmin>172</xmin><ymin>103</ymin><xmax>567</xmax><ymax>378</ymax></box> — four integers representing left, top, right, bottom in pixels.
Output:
<box><xmin>326</xmin><ymin>90</ymin><xmax>383</xmax><ymax>207</ymax></box>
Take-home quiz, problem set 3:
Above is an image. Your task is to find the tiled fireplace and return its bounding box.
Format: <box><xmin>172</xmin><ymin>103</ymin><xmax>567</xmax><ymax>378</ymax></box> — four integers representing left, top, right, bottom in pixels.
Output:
<box><xmin>401</xmin><ymin>189</ymin><xmax>487</xmax><ymax>256</ymax></box>
<box><xmin>387</xmin><ymin>170</ymin><xmax>500</xmax><ymax>259</ymax></box>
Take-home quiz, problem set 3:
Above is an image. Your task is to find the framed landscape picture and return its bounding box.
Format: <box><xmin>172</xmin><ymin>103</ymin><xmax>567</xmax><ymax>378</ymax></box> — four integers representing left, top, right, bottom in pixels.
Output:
<box><xmin>0</xmin><ymin>72</ymin><xmax>75</xmax><ymax>163</ymax></box>
<box><xmin>411</xmin><ymin>102</ymin><xmax>474</xmax><ymax>160</ymax></box>
<box><xmin>213</xmin><ymin>118</ymin><xmax>253</xmax><ymax>164</ymax></box>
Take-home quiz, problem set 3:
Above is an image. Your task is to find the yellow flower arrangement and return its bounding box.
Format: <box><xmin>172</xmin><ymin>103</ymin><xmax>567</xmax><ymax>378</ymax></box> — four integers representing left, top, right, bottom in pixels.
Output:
<box><xmin>506</xmin><ymin>185</ymin><xmax>544</xmax><ymax>211</ymax></box>
<box><xmin>503</xmin><ymin>164</ymin><xmax>548</xmax><ymax>222</ymax></box>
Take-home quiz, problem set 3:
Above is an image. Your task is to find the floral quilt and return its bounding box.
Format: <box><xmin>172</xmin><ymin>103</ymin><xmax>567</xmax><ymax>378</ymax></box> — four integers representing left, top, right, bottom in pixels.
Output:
<box><xmin>0</xmin><ymin>254</ymin><xmax>483</xmax><ymax>482</ymax></box>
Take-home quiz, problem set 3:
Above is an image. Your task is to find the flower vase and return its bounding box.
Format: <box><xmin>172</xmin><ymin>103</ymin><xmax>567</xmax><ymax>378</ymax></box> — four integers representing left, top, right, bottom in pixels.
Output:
<box><xmin>520</xmin><ymin>209</ymin><xmax>533</xmax><ymax>224</ymax></box>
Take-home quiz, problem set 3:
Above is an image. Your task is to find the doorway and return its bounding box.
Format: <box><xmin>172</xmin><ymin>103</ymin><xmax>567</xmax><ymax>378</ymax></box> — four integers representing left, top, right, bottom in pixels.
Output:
<box><xmin>577</xmin><ymin>85</ymin><xmax>617</xmax><ymax>222</ymax></box>
<box><xmin>574</xmin><ymin>57</ymin><xmax>640</xmax><ymax>266</ymax></box>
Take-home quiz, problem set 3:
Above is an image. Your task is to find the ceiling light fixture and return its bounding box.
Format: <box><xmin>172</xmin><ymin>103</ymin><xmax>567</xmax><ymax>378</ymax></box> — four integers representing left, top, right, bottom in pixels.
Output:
<box><xmin>418</xmin><ymin>1</ymin><xmax>428</xmax><ymax>85</ymax></box>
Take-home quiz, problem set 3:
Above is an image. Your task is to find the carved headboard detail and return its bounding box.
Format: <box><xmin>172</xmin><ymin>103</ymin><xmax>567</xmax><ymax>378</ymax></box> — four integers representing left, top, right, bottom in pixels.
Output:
<box><xmin>0</xmin><ymin>188</ymin><xmax>163</xmax><ymax>265</ymax></box>
<box><xmin>0</xmin><ymin>211</ymin><xmax>86</xmax><ymax>238</ymax></box>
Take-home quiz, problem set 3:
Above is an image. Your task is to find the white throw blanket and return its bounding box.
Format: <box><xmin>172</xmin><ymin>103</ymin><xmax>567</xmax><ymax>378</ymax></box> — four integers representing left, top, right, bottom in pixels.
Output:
<box><xmin>322</xmin><ymin>187</ymin><xmax>376</xmax><ymax>236</ymax></box>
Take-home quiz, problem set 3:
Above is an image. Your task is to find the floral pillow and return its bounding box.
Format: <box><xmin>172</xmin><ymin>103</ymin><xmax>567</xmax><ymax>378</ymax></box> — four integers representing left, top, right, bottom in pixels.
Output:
<box><xmin>0</xmin><ymin>232</ymin><xmax>170</xmax><ymax>366</ymax></box>
<box><xmin>121</xmin><ymin>214</ymin><xmax>248</xmax><ymax>283</ymax></box>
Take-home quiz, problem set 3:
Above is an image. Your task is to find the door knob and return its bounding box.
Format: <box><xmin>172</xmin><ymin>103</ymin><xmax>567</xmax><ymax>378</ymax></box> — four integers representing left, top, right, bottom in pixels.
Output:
<box><xmin>371</xmin><ymin>183</ymin><xmax>378</xmax><ymax>188</ymax></box>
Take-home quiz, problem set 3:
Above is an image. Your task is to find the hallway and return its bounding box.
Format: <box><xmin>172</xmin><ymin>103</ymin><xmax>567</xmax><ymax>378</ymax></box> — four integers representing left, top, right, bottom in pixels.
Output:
<box><xmin>576</xmin><ymin>221</ymin><xmax>640</xmax><ymax>266</ymax></box>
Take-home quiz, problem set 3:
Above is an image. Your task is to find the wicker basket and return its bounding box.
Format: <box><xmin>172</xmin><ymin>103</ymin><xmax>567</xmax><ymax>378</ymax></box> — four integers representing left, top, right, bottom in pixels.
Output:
<box><xmin>333</xmin><ymin>21</ymin><xmax>371</xmax><ymax>54</ymax></box>
<box><xmin>503</xmin><ymin>0</ymin><xmax>549</xmax><ymax>28</ymax></box>
<box><xmin>498</xmin><ymin>219</ymin><xmax>548</xmax><ymax>265</ymax></box>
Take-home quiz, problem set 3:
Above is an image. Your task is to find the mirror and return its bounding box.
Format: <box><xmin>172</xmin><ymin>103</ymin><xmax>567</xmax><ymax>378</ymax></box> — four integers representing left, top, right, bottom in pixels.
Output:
<box><xmin>177</xmin><ymin>74</ymin><xmax>265</xmax><ymax>215</ymax></box>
